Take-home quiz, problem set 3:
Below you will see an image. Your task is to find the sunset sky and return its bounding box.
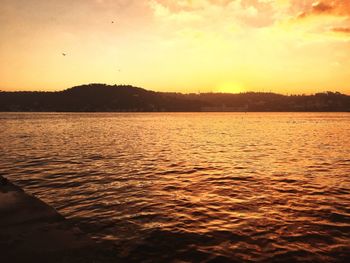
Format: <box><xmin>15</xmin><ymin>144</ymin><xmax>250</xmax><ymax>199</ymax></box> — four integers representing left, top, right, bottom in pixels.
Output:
<box><xmin>0</xmin><ymin>0</ymin><xmax>350</xmax><ymax>94</ymax></box>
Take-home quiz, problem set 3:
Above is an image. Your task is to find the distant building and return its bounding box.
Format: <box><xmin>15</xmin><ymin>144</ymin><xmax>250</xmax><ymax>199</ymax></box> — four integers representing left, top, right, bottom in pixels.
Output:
<box><xmin>201</xmin><ymin>104</ymin><xmax>248</xmax><ymax>112</ymax></box>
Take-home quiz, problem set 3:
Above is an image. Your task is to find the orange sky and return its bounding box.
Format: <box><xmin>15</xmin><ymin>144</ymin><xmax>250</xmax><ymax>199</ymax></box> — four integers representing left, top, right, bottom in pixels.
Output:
<box><xmin>0</xmin><ymin>0</ymin><xmax>350</xmax><ymax>94</ymax></box>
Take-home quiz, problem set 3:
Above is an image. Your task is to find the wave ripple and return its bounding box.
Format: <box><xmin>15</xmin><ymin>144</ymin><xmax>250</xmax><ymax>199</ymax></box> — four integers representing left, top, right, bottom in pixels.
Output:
<box><xmin>1</xmin><ymin>112</ymin><xmax>350</xmax><ymax>262</ymax></box>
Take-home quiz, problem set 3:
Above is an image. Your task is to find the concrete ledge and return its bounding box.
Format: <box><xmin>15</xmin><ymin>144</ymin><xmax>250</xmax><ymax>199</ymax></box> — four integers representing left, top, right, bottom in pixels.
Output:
<box><xmin>0</xmin><ymin>176</ymin><xmax>119</xmax><ymax>263</ymax></box>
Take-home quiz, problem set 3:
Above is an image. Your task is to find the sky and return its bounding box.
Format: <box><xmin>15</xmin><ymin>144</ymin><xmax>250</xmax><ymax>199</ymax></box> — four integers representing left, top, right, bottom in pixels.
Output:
<box><xmin>0</xmin><ymin>0</ymin><xmax>350</xmax><ymax>94</ymax></box>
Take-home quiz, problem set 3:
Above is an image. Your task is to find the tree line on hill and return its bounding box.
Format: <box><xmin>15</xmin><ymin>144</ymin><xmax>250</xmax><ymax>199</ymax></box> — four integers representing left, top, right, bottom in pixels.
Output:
<box><xmin>0</xmin><ymin>83</ymin><xmax>349</xmax><ymax>112</ymax></box>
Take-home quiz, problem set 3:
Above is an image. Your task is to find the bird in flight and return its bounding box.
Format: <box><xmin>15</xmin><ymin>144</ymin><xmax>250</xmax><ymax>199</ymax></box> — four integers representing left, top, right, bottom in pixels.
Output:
<box><xmin>62</xmin><ymin>53</ymin><xmax>67</xmax><ymax>56</ymax></box>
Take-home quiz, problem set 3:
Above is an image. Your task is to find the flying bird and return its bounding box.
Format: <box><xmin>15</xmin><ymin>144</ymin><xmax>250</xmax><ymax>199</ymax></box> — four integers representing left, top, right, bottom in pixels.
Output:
<box><xmin>62</xmin><ymin>53</ymin><xmax>67</xmax><ymax>56</ymax></box>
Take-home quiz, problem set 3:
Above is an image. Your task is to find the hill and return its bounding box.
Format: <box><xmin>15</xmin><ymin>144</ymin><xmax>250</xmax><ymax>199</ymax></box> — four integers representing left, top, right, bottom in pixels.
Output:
<box><xmin>0</xmin><ymin>84</ymin><xmax>349</xmax><ymax>112</ymax></box>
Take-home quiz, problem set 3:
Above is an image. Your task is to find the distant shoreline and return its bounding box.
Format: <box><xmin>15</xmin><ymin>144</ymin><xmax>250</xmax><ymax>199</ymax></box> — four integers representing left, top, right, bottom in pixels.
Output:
<box><xmin>1</xmin><ymin>83</ymin><xmax>349</xmax><ymax>112</ymax></box>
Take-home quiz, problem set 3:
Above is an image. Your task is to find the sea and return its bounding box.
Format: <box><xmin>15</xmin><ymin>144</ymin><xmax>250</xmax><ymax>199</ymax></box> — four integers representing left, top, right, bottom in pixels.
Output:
<box><xmin>1</xmin><ymin>112</ymin><xmax>349</xmax><ymax>262</ymax></box>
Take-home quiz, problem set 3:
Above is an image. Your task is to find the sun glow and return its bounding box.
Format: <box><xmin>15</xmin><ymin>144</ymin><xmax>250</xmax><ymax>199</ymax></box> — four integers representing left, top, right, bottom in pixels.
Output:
<box><xmin>215</xmin><ymin>82</ymin><xmax>245</xmax><ymax>94</ymax></box>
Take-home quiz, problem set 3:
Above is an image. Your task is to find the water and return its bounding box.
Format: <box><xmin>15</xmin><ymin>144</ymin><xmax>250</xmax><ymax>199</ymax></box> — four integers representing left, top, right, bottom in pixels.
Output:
<box><xmin>1</xmin><ymin>112</ymin><xmax>349</xmax><ymax>262</ymax></box>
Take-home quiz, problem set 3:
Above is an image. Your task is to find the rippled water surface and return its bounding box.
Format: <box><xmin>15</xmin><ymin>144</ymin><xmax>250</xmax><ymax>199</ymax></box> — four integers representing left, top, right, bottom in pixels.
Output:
<box><xmin>1</xmin><ymin>113</ymin><xmax>350</xmax><ymax>262</ymax></box>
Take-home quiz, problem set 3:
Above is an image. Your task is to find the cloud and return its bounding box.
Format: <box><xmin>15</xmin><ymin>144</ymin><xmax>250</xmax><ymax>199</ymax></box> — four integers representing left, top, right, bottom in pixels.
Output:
<box><xmin>148</xmin><ymin>0</ymin><xmax>350</xmax><ymax>46</ymax></box>
<box><xmin>332</xmin><ymin>27</ymin><xmax>350</xmax><ymax>34</ymax></box>
<box><xmin>311</xmin><ymin>1</ymin><xmax>333</xmax><ymax>13</ymax></box>
<box><xmin>149</xmin><ymin>0</ymin><xmax>277</xmax><ymax>28</ymax></box>
<box><xmin>297</xmin><ymin>1</ymin><xmax>350</xmax><ymax>18</ymax></box>
<box><xmin>278</xmin><ymin>1</ymin><xmax>350</xmax><ymax>40</ymax></box>
<box><xmin>149</xmin><ymin>0</ymin><xmax>201</xmax><ymax>22</ymax></box>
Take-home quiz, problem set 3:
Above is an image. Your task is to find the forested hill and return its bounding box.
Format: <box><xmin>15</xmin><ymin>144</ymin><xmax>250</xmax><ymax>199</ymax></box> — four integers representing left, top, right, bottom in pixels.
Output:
<box><xmin>0</xmin><ymin>84</ymin><xmax>349</xmax><ymax>112</ymax></box>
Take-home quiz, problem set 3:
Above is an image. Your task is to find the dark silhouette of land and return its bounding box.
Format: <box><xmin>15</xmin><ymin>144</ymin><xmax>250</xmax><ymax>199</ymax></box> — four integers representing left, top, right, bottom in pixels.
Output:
<box><xmin>0</xmin><ymin>83</ymin><xmax>349</xmax><ymax>112</ymax></box>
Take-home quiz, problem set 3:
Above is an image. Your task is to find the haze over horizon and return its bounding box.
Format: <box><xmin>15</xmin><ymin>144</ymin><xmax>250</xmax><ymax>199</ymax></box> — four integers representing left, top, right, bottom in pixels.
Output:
<box><xmin>1</xmin><ymin>83</ymin><xmax>350</xmax><ymax>96</ymax></box>
<box><xmin>1</xmin><ymin>0</ymin><xmax>350</xmax><ymax>94</ymax></box>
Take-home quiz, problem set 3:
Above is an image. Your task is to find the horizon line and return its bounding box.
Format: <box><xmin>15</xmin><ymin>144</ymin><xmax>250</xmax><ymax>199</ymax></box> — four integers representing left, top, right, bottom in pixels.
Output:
<box><xmin>1</xmin><ymin>83</ymin><xmax>349</xmax><ymax>96</ymax></box>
